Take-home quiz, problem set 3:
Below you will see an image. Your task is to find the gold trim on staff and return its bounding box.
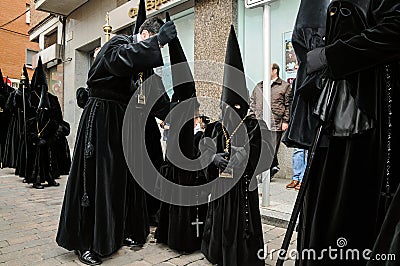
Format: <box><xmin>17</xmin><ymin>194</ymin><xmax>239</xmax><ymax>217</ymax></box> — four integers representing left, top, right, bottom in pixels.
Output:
<box><xmin>103</xmin><ymin>12</ymin><xmax>112</xmax><ymax>43</ymax></box>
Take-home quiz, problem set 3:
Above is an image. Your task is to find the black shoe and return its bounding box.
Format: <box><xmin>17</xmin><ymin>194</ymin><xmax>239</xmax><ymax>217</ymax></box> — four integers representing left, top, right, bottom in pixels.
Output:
<box><xmin>123</xmin><ymin>237</ymin><xmax>143</xmax><ymax>247</ymax></box>
<box><xmin>33</xmin><ymin>183</ymin><xmax>44</xmax><ymax>189</ymax></box>
<box><xmin>270</xmin><ymin>166</ymin><xmax>280</xmax><ymax>179</ymax></box>
<box><xmin>47</xmin><ymin>180</ymin><xmax>60</xmax><ymax>187</ymax></box>
<box><xmin>74</xmin><ymin>250</ymin><xmax>102</xmax><ymax>265</ymax></box>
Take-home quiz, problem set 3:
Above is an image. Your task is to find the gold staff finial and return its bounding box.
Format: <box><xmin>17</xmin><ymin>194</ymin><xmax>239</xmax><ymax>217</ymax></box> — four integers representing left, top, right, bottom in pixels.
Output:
<box><xmin>103</xmin><ymin>12</ymin><xmax>112</xmax><ymax>42</ymax></box>
<box><xmin>20</xmin><ymin>71</ymin><xmax>26</xmax><ymax>87</ymax></box>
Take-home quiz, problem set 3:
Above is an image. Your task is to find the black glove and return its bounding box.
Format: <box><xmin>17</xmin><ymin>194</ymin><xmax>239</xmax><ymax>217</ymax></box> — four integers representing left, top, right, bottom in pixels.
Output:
<box><xmin>157</xmin><ymin>21</ymin><xmax>177</xmax><ymax>46</ymax></box>
<box><xmin>76</xmin><ymin>87</ymin><xmax>89</xmax><ymax>109</ymax></box>
<box><xmin>212</xmin><ymin>152</ymin><xmax>229</xmax><ymax>170</ymax></box>
<box><xmin>229</xmin><ymin>146</ymin><xmax>248</xmax><ymax>168</ymax></box>
<box><xmin>55</xmin><ymin>121</ymin><xmax>71</xmax><ymax>138</ymax></box>
<box><xmin>38</xmin><ymin>138</ymin><xmax>47</xmax><ymax>147</ymax></box>
<box><xmin>306</xmin><ymin>47</ymin><xmax>327</xmax><ymax>74</ymax></box>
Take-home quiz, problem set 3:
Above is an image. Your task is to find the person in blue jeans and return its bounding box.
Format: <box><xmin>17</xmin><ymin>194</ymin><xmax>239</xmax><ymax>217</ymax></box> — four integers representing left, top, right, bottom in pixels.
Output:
<box><xmin>286</xmin><ymin>148</ymin><xmax>307</xmax><ymax>190</ymax></box>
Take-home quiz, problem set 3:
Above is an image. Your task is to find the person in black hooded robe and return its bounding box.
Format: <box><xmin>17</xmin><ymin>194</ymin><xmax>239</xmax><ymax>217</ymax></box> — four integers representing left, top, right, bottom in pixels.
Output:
<box><xmin>3</xmin><ymin>86</ymin><xmax>20</xmax><ymax>169</ymax></box>
<box><xmin>14</xmin><ymin>65</ymin><xmax>36</xmax><ymax>178</ymax></box>
<box><xmin>17</xmin><ymin>58</ymin><xmax>64</xmax><ymax>179</ymax></box>
<box><xmin>200</xmin><ymin>26</ymin><xmax>274</xmax><ymax>266</ymax></box>
<box><xmin>25</xmin><ymin>84</ymin><xmax>60</xmax><ymax>188</ymax></box>
<box><xmin>0</xmin><ymin>69</ymin><xmax>14</xmax><ymax>168</ymax></box>
<box><xmin>293</xmin><ymin>0</ymin><xmax>400</xmax><ymax>265</ymax></box>
<box><xmin>155</xmin><ymin>12</ymin><xmax>208</xmax><ymax>253</ymax></box>
<box><xmin>54</xmin><ymin>120</ymin><xmax>71</xmax><ymax>176</ymax></box>
<box><xmin>23</xmin><ymin>59</ymin><xmax>64</xmax><ymax>188</ymax></box>
<box><xmin>56</xmin><ymin>17</ymin><xmax>177</xmax><ymax>265</ymax></box>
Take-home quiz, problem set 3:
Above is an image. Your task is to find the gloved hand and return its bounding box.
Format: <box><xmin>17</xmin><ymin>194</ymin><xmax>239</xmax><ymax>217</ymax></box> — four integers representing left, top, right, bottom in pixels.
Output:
<box><xmin>157</xmin><ymin>21</ymin><xmax>177</xmax><ymax>46</ymax></box>
<box><xmin>76</xmin><ymin>87</ymin><xmax>89</xmax><ymax>109</ymax></box>
<box><xmin>212</xmin><ymin>152</ymin><xmax>229</xmax><ymax>170</ymax></box>
<box><xmin>38</xmin><ymin>138</ymin><xmax>47</xmax><ymax>147</ymax></box>
<box><xmin>306</xmin><ymin>47</ymin><xmax>327</xmax><ymax>74</ymax></box>
<box><xmin>229</xmin><ymin>146</ymin><xmax>248</xmax><ymax>168</ymax></box>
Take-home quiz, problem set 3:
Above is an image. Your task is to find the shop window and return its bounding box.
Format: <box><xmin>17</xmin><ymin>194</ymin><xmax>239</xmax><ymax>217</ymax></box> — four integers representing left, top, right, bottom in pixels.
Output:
<box><xmin>26</xmin><ymin>49</ymin><xmax>37</xmax><ymax>67</ymax></box>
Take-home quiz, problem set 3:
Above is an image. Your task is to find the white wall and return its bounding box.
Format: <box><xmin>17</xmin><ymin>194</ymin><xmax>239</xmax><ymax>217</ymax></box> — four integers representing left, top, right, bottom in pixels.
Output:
<box><xmin>239</xmin><ymin>0</ymin><xmax>301</xmax><ymax>179</ymax></box>
<box><xmin>63</xmin><ymin>0</ymin><xmax>117</xmax><ymax>146</ymax></box>
<box><xmin>239</xmin><ymin>0</ymin><xmax>300</xmax><ymax>92</ymax></box>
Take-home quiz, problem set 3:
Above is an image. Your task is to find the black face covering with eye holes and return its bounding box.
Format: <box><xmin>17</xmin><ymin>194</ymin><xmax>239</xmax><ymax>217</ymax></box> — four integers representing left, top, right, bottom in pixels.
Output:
<box><xmin>326</xmin><ymin>1</ymin><xmax>370</xmax><ymax>44</ymax></box>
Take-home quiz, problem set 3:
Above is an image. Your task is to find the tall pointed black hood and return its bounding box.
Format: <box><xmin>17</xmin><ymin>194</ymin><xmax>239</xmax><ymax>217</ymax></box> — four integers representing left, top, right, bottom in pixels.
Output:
<box><xmin>0</xmin><ymin>69</ymin><xmax>5</xmax><ymax>89</ymax></box>
<box><xmin>33</xmin><ymin>57</ymin><xmax>50</xmax><ymax>110</ymax></box>
<box><xmin>38</xmin><ymin>85</ymin><xmax>50</xmax><ymax>110</ymax></box>
<box><xmin>165</xmin><ymin>12</ymin><xmax>197</xmax><ymax>161</ymax></box>
<box><xmin>221</xmin><ymin>25</ymin><xmax>249</xmax><ymax>119</ymax></box>
<box><xmin>134</xmin><ymin>0</ymin><xmax>147</xmax><ymax>35</ymax></box>
<box><xmin>22</xmin><ymin>64</ymin><xmax>30</xmax><ymax>88</ymax></box>
<box><xmin>166</xmin><ymin>12</ymin><xmax>196</xmax><ymax>102</ymax></box>
<box><xmin>32</xmin><ymin>57</ymin><xmax>47</xmax><ymax>93</ymax></box>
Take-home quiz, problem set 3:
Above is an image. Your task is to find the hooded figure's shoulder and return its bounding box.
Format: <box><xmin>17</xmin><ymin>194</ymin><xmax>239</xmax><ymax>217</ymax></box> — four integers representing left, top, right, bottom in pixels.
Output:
<box><xmin>100</xmin><ymin>35</ymin><xmax>133</xmax><ymax>55</ymax></box>
<box><xmin>109</xmin><ymin>34</ymin><xmax>132</xmax><ymax>44</ymax></box>
<box><xmin>245</xmin><ymin>117</ymin><xmax>260</xmax><ymax>129</ymax></box>
<box><xmin>245</xmin><ymin>117</ymin><xmax>270</xmax><ymax>135</ymax></box>
<box><xmin>204</xmin><ymin>121</ymin><xmax>221</xmax><ymax>137</ymax></box>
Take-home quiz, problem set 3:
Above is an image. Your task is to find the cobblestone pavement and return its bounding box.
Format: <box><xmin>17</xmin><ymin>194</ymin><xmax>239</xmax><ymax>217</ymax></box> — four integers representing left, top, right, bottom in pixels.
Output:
<box><xmin>0</xmin><ymin>168</ymin><xmax>297</xmax><ymax>265</ymax></box>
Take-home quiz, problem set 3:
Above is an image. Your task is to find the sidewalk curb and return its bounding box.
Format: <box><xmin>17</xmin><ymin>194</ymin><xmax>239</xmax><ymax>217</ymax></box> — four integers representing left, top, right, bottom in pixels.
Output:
<box><xmin>260</xmin><ymin>208</ymin><xmax>290</xmax><ymax>229</ymax></box>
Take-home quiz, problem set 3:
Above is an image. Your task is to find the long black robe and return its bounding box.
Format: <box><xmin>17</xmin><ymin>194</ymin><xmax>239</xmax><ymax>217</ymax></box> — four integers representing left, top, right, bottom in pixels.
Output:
<box><xmin>154</xmin><ymin>21</ymin><xmax>205</xmax><ymax>251</ymax></box>
<box><xmin>14</xmin><ymin>89</ymin><xmax>42</xmax><ymax>178</ymax></box>
<box><xmin>56</xmin><ymin>34</ymin><xmax>167</xmax><ymax>257</ymax></box>
<box><xmin>133</xmin><ymin>34</ymin><xmax>164</xmax><ymax>225</ymax></box>
<box><xmin>155</xmin><ymin>130</ymin><xmax>208</xmax><ymax>252</ymax></box>
<box><xmin>3</xmin><ymin>90</ymin><xmax>22</xmax><ymax>168</ymax></box>
<box><xmin>54</xmin><ymin>121</ymin><xmax>71</xmax><ymax>176</ymax></box>
<box><xmin>201</xmin><ymin>119</ymin><xmax>273</xmax><ymax>266</ymax></box>
<box><xmin>142</xmin><ymin>74</ymin><xmax>164</xmax><ymax>226</ymax></box>
<box><xmin>25</xmin><ymin>109</ymin><xmax>59</xmax><ymax>184</ymax></box>
<box><xmin>0</xmin><ymin>84</ymin><xmax>13</xmax><ymax>168</ymax></box>
<box><xmin>24</xmin><ymin>93</ymin><xmax>64</xmax><ymax>184</ymax></box>
<box><xmin>297</xmin><ymin>1</ymin><xmax>400</xmax><ymax>265</ymax></box>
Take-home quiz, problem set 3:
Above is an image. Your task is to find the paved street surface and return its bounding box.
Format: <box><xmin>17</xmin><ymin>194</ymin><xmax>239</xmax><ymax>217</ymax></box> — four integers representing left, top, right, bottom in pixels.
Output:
<box><xmin>0</xmin><ymin>168</ymin><xmax>297</xmax><ymax>265</ymax></box>
<box><xmin>260</xmin><ymin>178</ymin><xmax>298</xmax><ymax>227</ymax></box>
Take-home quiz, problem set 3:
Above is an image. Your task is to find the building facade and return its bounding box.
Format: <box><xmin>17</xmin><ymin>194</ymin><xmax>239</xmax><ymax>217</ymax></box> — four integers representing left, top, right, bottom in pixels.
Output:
<box><xmin>29</xmin><ymin>0</ymin><xmax>65</xmax><ymax>112</ymax></box>
<box><xmin>0</xmin><ymin>0</ymin><xmax>39</xmax><ymax>86</ymax></box>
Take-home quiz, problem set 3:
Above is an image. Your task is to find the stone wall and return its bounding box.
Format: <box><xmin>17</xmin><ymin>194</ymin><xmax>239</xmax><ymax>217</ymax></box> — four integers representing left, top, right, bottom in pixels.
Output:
<box><xmin>194</xmin><ymin>0</ymin><xmax>239</xmax><ymax>120</ymax></box>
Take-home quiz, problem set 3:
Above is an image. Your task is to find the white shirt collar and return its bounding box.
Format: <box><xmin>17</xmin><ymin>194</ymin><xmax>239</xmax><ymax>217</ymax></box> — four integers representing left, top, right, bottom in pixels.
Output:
<box><xmin>136</xmin><ymin>33</ymin><xmax>143</xmax><ymax>43</ymax></box>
